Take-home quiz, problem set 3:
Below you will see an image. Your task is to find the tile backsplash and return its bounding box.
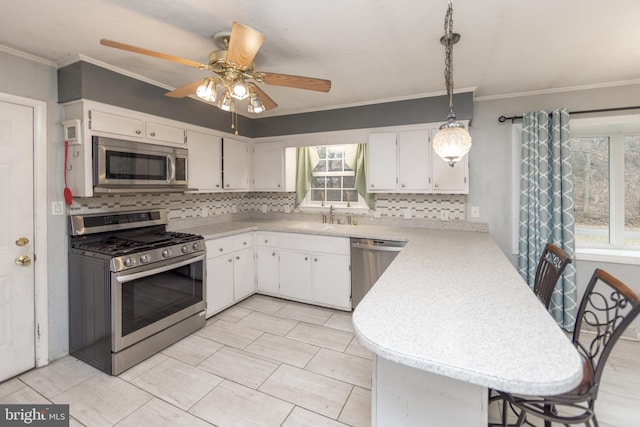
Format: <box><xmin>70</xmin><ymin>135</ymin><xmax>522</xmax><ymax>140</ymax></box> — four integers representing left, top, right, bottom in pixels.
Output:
<box><xmin>69</xmin><ymin>192</ymin><xmax>467</xmax><ymax>223</ymax></box>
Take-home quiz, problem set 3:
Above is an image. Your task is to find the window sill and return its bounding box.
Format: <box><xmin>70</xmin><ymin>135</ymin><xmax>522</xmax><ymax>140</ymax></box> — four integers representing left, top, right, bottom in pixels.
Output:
<box><xmin>575</xmin><ymin>248</ymin><xmax>640</xmax><ymax>265</ymax></box>
<box><xmin>297</xmin><ymin>205</ymin><xmax>370</xmax><ymax>214</ymax></box>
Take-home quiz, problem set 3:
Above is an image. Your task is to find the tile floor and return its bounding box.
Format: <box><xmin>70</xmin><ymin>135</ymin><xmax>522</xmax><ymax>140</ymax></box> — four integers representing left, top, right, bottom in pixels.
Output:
<box><xmin>1</xmin><ymin>294</ymin><xmax>638</xmax><ymax>427</ymax></box>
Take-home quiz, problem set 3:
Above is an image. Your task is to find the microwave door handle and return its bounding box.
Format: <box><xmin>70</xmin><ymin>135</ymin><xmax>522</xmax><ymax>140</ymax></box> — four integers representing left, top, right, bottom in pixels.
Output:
<box><xmin>167</xmin><ymin>155</ymin><xmax>175</xmax><ymax>183</ymax></box>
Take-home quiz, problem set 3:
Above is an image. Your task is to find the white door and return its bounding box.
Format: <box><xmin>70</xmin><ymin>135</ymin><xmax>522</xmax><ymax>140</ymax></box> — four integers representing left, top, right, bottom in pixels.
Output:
<box><xmin>233</xmin><ymin>247</ymin><xmax>255</xmax><ymax>301</ymax></box>
<box><xmin>312</xmin><ymin>254</ymin><xmax>351</xmax><ymax>309</ymax></box>
<box><xmin>0</xmin><ymin>101</ymin><xmax>35</xmax><ymax>381</ymax></box>
<box><xmin>398</xmin><ymin>130</ymin><xmax>430</xmax><ymax>191</ymax></box>
<box><xmin>366</xmin><ymin>133</ymin><xmax>397</xmax><ymax>191</ymax></box>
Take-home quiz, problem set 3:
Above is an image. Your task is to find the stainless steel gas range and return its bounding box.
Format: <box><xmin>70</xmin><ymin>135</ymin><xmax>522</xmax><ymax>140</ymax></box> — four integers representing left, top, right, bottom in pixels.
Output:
<box><xmin>68</xmin><ymin>209</ymin><xmax>206</xmax><ymax>375</ymax></box>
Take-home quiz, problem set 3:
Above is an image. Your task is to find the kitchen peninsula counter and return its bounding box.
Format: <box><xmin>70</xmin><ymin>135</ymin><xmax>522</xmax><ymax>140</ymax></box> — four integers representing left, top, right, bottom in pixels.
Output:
<box><xmin>176</xmin><ymin>218</ymin><xmax>582</xmax><ymax>426</ymax></box>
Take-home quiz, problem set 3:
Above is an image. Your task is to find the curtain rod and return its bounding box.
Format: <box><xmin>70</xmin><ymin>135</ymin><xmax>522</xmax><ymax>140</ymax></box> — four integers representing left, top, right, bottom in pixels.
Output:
<box><xmin>498</xmin><ymin>106</ymin><xmax>640</xmax><ymax>123</ymax></box>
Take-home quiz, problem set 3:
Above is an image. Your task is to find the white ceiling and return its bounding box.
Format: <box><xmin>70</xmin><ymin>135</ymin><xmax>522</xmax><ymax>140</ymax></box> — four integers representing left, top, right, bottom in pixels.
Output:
<box><xmin>1</xmin><ymin>0</ymin><xmax>639</xmax><ymax>117</ymax></box>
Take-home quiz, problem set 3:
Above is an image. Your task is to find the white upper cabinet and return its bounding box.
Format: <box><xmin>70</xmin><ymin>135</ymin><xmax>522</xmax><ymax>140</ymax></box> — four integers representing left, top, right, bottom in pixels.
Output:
<box><xmin>187</xmin><ymin>130</ymin><xmax>222</xmax><ymax>191</ymax></box>
<box><xmin>252</xmin><ymin>142</ymin><xmax>296</xmax><ymax>191</ymax></box>
<box><xmin>223</xmin><ymin>138</ymin><xmax>251</xmax><ymax>190</ymax></box>
<box><xmin>397</xmin><ymin>130</ymin><xmax>430</xmax><ymax>191</ymax></box>
<box><xmin>89</xmin><ymin>109</ymin><xmax>144</xmax><ymax>139</ymax></box>
<box><xmin>430</xmin><ymin>129</ymin><xmax>468</xmax><ymax>194</ymax></box>
<box><xmin>88</xmin><ymin>108</ymin><xmax>185</xmax><ymax>145</ymax></box>
<box><xmin>146</xmin><ymin>121</ymin><xmax>186</xmax><ymax>145</ymax></box>
<box><xmin>366</xmin><ymin>132</ymin><xmax>397</xmax><ymax>191</ymax></box>
<box><xmin>367</xmin><ymin>126</ymin><xmax>469</xmax><ymax>194</ymax></box>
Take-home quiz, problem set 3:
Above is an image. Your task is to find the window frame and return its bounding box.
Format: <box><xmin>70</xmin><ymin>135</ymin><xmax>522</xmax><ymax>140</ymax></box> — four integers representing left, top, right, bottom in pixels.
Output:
<box><xmin>299</xmin><ymin>144</ymin><xmax>369</xmax><ymax>211</ymax></box>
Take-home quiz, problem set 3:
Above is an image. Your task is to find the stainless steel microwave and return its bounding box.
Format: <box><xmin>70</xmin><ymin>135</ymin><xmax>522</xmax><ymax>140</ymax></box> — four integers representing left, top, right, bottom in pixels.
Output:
<box><xmin>93</xmin><ymin>136</ymin><xmax>188</xmax><ymax>193</ymax></box>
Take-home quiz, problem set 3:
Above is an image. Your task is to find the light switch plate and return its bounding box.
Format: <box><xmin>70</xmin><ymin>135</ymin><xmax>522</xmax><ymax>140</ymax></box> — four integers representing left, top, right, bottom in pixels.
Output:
<box><xmin>52</xmin><ymin>201</ymin><xmax>64</xmax><ymax>215</ymax></box>
<box><xmin>404</xmin><ymin>208</ymin><xmax>412</xmax><ymax>219</ymax></box>
<box><xmin>471</xmin><ymin>206</ymin><xmax>480</xmax><ymax>218</ymax></box>
<box><xmin>261</xmin><ymin>204</ymin><xmax>268</xmax><ymax>213</ymax></box>
<box><xmin>441</xmin><ymin>209</ymin><xmax>450</xmax><ymax>221</ymax></box>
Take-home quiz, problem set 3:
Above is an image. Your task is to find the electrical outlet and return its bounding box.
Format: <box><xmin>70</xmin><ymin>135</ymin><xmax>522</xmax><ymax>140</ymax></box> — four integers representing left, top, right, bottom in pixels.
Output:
<box><xmin>232</xmin><ymin>205</ymin><xmax>238</xmax><ymax>214</ymax></box>
<box><xmin>441</xmin><ymin>209</ymin><xmax>450</xmax><ymax>221</ymax></box>
<box><xmin>471</xmin><ymin>206</ymin><xmax>480</xmax><ymax>218</ymax></box>
<box><xmin>404</xmin><ymin>208</ymin><xmax>412</xmax><ymax>219</ymax></box>
<box><xmin>52</xmin><ymin>201</ymin><xmax>64</xmax><ymax>215</ymax></box>
<box><xmin>201</xmin><ymin>207</ymin><xmax>208</xmax><ymax>218</ymax></box>
<box><xmin>374</xmin><ymin>210</ymin><xmax>381</xmax><ymax>218</ymax></box>
<box><xmin>284</xmin><ymin>205</ymin><xmax>291</xmax><ymax>214</ymax></box>
<box><xmin>261</xmin><ymin>204</ymin><xmax>268</xmax><ymax>213</ymax></box>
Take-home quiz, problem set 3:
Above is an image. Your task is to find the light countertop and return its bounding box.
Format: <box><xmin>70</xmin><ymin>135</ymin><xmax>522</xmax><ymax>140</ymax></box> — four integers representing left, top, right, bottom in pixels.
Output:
<box><xmin>176</xmin><ymin>218</ymin><xmax>583</xmax><ymax>395</ymax></box>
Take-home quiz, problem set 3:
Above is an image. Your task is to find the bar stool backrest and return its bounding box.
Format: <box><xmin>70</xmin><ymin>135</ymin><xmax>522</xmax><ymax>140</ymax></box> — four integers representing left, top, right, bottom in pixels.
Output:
<box><xmin>533</xmin><ymin>243</ymin><xmax>572</xmax><ymax>309</ymax></box>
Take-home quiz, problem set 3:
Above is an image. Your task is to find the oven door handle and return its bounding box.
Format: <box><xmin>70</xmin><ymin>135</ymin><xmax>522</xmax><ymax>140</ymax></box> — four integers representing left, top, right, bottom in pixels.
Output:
<box><xmin>115</xmin><ymin>254</ymin><xmax>205</xmax><ymax>283</ymax></box>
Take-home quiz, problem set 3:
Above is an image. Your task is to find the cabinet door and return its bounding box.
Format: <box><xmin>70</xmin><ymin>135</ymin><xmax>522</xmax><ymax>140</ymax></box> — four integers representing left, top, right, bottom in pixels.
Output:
<box><xmin>223</xmin><ymin>138</ymin><xmax>250</xmax><ymax>189</ymax></box>
<box><xmin>367</xmin><ymin>133</ymin><xmax>397</xmax><ymax>192</ymax></box>
<box><xmin>279</xmin><ymin>250</ymin><xmax>313</xmax><ymax>302</ymax></box>
<box><xmin>206</xmin><ymin>255</ymin><xmax>235</xmax><ymax>317</ymax></box>
<box><xmin>146</xmin><ymin>121</ymin><xmax>185</xmax><ymax>145</ymax></box>
<box><xmin>431</xmin><ymin>153</ymin><xmax>468</xmax><ymax>193</ymax></box>
<box><xmin>398</xmin><ymin>130</ymin><xmax>430</xmax><ymax>191</ymax></box>
<box><xmin>253</xmin><ymin>141</ymin><xmax>285</xmax><ymax>191</ymax></box>
<box><xmin>256</xmin><ymin>247</ymin><xmax>280</xmax><ymax>294</ymax></box>
<box><xmin>89</xmin><ymin>110</ymin><xmax>144</xmax><ymax>139</ymax></box>
<box><xmin>187</xmin><ymin>130</ymin><xmax>222</xmax><ymax>191</ymax></box>
<box><xmin>312</xmin><ymin>254</ymin><xmax>351</xmax><ymax>309</ymax></box>
<box><xmin>233</xmin><ymin>247</ymin><xmax>255</xmax><ymax>301</ymax></box>
<box><xmin>430</xmin><ymin>128</ymin><xmax>469</xmax><ymax>194</ymax></box>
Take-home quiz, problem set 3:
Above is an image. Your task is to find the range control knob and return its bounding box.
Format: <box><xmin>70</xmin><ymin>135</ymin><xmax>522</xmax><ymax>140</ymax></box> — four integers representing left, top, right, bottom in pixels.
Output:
<box><xmin>139</xmin><ymin>254</ymin><xmax>149</xmax><ymax>264</ymax></box>
<box><xmin>181</xmin><ymin>245</ymin><xmax>189</xmax><ymax>254</ymax></box>
<box><xmin>162</xmin><ymin>249</ymin><xmax>170</xmax><ymax>258</ymax></box>
<box><xmin>124</xmin><ymin>258</ymin><xmax>133</xmax><ymax>267</ymax></box>
<box><xmin>192</xmin><ymin>242</ymin><xmax>200</xmax><ymax>251</ymax></box>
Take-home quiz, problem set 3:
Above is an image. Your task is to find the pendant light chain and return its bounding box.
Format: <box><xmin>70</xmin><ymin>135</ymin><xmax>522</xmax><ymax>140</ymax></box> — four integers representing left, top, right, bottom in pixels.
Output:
<box><xmin>444</xmin><ymin>0</ymin><xmax>454</xmax><ymax>113</ymax></box>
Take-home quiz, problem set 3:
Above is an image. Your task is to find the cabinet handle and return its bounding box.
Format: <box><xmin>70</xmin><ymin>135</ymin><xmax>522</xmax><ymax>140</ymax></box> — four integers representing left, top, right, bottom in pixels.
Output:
<box><xmin>150</xmin><ymin>132</ymin><xmax>156</xmax><ymax>137</ymax></box>
<box><xmin>236</xmin><ymin>256</ymin><xmax>240</xmax><ymax>260</ymax></box>
<box><xmin>243</xmin><ymin>242</ymin><xmax>247</xmax><ymax>245</ymax></box>
<box><xmin>228</xmin><ymin>258</ymin><xmax>232</xmax><ymax>263</ymax></box>
<box><xmin>272</xmin><ymin>252</ymin><xmax>276</xmax><ymax>256</ymax></box>
<box><xmin>370</xmin><ymin>184</ymin><xmax>375</xmax><ymax>188</ymax></box>
<box><xmin>264</xmin><ymin>239</ymin><xmax>268</xmax><ymax>243</ymax></box>
<box><xmin>401</xmin><ymin>184</ymin><xmax>405</xmax><ymax>188</ymax></box>
<box><xmin>304</xmin><ymin>257</ymin><xmax>308</xmax><ymax>261</ymax></box>
<box><xmin>314</xmin><ymin>258</ymin><xmax>318</xmax><ymax>262</ymax></box>
<box><xmin>136</xmin><ymin>130</ymin><xmax>141</xmax><ymax>135</ymax></box>
<box><xmin>216</xmin><ymin>184</ymin><xmax>220</xmax><ymax>188</ymax></box>
<box><xmin>219</xmin><ymin>248</ymin><xmax>224</xmax><ymax>252</ymax></box>
<box><xmin>435</xmin><ymin>183</ymin><xmax>439</xmax><ymax>188</ymax></box>
<box><xmin>277</xmin><ymin>184</ymin><xmax>281</xmax><ymax>187</ymax></box>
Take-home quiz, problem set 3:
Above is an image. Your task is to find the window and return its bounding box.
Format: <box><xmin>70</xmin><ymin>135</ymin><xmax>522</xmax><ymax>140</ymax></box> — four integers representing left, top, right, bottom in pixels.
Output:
<box><xmin>302</xmin><ymin>145</ymin><xmax>366</xmax><ymax>209</ymax></box>
<box><xmin>571</xmin><ymin>115</ymin><xmax>640</xmax><ymax>249</ymax></box>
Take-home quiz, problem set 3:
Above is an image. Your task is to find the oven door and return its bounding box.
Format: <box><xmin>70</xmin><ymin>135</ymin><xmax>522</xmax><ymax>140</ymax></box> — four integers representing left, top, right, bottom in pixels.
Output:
<box><xmin>111</xmin><ymin>253</ymin><xmax>205</xmax><ymax>352</ymax></box>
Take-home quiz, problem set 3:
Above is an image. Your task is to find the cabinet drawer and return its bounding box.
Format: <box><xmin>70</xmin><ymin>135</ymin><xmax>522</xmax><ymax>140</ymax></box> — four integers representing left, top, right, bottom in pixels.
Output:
<box><xmin>206</xmin><ymin>236</ymin><xmax>235</xmax><ymax>257</ymax></box>
<box><xmin>256</xmin><ymin>232</ymin><xmax>280</xmax><ymax>247</ymax></box>
<box><xmin>233</xmin><ymin>233</ymin><xmax>255</xmax><ymax>251</ymax></box>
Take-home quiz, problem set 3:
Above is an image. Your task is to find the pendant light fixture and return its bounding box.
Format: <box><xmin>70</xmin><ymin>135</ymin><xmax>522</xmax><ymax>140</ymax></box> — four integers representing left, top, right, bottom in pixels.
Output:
<box><xmin>433</xmin><ymin>0</ymin><xmax>472</xmax><ymax>167</ymax></box>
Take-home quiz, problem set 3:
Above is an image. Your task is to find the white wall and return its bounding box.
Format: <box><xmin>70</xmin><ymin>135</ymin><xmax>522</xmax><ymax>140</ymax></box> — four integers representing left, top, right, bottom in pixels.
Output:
<box><xmin>0</xmin><ymin>50</ymin><xmax>68</xmax><ymax>360</ymax></box>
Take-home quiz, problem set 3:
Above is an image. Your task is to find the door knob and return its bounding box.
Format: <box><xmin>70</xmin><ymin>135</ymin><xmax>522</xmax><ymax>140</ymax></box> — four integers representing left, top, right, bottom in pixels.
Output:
<box><xmin>15</xmin><ymin>237</ymin><xmax>29</xmax><ymax>247</ymax></box>
<box><xmin>15</xmin><ymin>255</ymin><xmax>31</xmax><ymax>266</ymax></box>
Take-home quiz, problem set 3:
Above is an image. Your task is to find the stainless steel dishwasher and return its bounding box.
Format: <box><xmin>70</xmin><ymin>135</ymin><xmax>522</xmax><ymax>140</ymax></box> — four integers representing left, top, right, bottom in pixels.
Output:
<box><xmin>350</xmin><ymin>238</ymin><xmax>406</xmax><ymax>308</ymax></box>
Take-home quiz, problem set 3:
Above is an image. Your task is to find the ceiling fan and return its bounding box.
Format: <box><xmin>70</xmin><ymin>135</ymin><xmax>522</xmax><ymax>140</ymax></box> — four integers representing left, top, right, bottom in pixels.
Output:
<box><xmin>100</xmin><ymin>22</ymin><xmax>331</xmax><ymax>116</ymax></box>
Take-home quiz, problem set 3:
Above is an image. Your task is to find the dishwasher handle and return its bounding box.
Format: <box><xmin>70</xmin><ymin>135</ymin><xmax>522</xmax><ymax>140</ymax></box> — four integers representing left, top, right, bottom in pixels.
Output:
<box><xmin>351</xmin><ymin>242</ymin><xmax>404</xmax><ymax>252</ymax></box>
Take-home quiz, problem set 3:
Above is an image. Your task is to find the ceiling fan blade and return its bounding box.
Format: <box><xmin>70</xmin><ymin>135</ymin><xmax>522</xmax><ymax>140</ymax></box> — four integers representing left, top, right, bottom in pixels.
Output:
<box><xmin>226</xmin><ymin>22</ymin><xmax>265</xmax><ymax>68</ymax></box>
<box><xmin>100</xmin><ymin>39</ymin><xmax>209</xmax><ymax>70</ymax></box>
<box><xmin>260</xmin><ymin>72</ymin><xmax>331</xmax><ymax>92</ymax></box>
<box><xmin>165</xmin><ymin>79</ymin><xmax>207</xmax><ymax>98</ymax></box>
<box><xmin>248</xmin><ymin>83</ymin><xmax>278</xmax><ymax>111</ymax></box>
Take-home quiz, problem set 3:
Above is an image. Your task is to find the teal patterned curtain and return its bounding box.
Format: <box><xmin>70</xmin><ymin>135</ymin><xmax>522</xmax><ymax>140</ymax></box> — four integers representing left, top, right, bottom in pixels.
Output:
<box><xmin>518</xmin><ymin>109</ymin><xmax>577</xmax><ymax>330</ymax></box>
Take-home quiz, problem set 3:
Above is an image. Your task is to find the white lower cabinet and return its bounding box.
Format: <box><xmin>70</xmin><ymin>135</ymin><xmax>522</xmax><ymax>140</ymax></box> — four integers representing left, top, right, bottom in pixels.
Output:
<box><xmin>255</xmin><ymin>232</ymin><xmax>351</xmax><ymax>310</ymax></box>
<box><xmin>312</xmin><ymin>253</ymin><xmax>351</xmax><ymax>309</ymax></box>
<box><xmin>205</xmin><ymin>233</ymin><xmax>255</xmax><ymax>317</ymax></box>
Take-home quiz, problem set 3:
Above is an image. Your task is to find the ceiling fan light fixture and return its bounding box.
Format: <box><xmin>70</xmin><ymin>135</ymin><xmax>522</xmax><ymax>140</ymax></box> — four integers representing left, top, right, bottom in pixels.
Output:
<box><xmin>433</xmin><ymin>0</ymin><xmax>472</xmax><ymax>167</ymax></box>
<box><xmin>248</xmin><ymin>92</ymin><xmax>265</xmax><ymax>113</ymax></box>
<box><xmin>217</xmin><ymin>90</ymin><xmax>233</xmax><ymax>111</ymax></box>
<box><xmin>196</xmin><ymin>78</ymin><xmax>217</xmax><ymax>102</ymax></box>
<box><xmin>230</xmin><ymin>80</ymin><xmax>249</xmax><ymax>100</ymax></box>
